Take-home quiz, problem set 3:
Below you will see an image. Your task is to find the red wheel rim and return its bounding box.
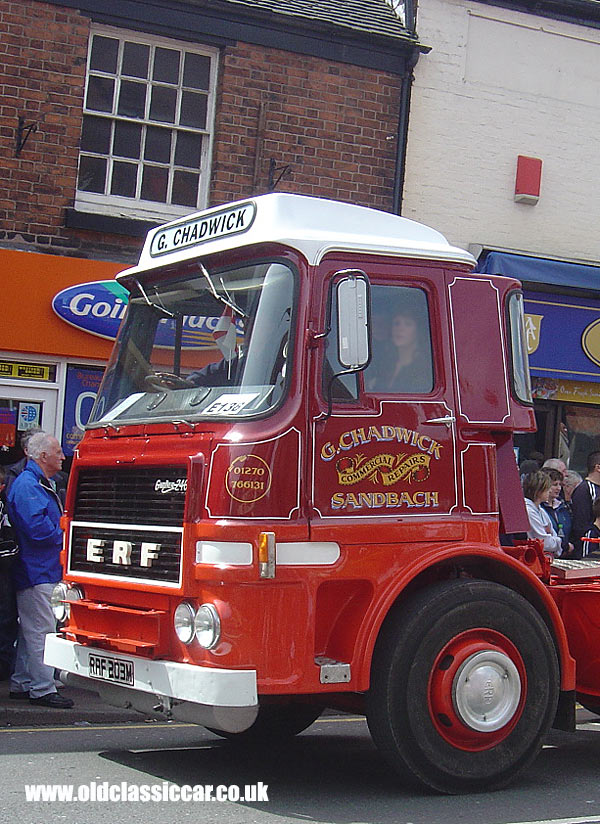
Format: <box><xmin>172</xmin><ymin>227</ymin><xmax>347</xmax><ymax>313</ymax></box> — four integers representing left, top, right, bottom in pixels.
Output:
<box><xmin>428</xmin><ymin>628</ymin><xmax>527</xmax><ymax>751</ymax></box>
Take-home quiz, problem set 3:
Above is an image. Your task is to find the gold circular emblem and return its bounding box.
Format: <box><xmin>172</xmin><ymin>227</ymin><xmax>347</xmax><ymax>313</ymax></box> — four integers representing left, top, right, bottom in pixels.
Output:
<box><xmin>225</xmin><ymin>454</ymin><xmax>272</xmax><ymax>502</ymax></box>
<box><xmin>582</xmin><ymin>319</ymin><xmax>600</xmax><ymax>368</ymax></box>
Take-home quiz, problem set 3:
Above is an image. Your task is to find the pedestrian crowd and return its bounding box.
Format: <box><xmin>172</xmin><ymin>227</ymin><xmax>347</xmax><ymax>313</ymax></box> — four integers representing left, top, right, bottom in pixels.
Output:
<box><xmin>0</xmin><ymin>427</ymin><xmax>73</xmax><ymax>708</ymax></box>
<box><xmin>520</xmin><ymin>448</ymin><xmax>600</xmax><ymax>561</ymax></box>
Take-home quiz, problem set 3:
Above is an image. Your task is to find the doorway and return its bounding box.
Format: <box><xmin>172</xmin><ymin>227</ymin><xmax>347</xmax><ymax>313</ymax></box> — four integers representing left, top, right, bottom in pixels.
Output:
<box><xmin>0</xmin><ymin>385</ymin><xmax>58</xmax><ymax>468</ymax></box>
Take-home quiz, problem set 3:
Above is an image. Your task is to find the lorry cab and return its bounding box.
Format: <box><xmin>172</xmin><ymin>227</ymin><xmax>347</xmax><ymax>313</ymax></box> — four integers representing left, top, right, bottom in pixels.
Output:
<box><xmin>46</xmin><ymin>194</ymin><xmax>581</xmax><ymax>794</ymax></box>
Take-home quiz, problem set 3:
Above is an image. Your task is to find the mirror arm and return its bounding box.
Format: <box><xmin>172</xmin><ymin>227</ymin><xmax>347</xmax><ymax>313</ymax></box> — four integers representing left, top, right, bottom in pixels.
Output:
<box><xmin>322</xmin><ymin>367</ymin><xmax>359</xmax><ymax>421</ymax></box>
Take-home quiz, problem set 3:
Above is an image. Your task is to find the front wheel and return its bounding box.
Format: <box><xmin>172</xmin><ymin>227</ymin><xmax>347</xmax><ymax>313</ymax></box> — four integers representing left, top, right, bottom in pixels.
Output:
<box><xmin>366</xmin><ymin>580</ymin><xmax>559</xmax><ymax>794</ymax></box>
<box><xmin>206</xmin><ymin>703</ymin><xmax>322</xmax><ymax>744</ymax></box>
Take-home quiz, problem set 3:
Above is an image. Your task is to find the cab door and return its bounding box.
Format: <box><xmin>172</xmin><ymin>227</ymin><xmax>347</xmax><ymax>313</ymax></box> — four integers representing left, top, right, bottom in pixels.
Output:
<box><xmin>310</xmin><ymin>261</ymin><xmax>463</xmax><ymax>542</ymax></box>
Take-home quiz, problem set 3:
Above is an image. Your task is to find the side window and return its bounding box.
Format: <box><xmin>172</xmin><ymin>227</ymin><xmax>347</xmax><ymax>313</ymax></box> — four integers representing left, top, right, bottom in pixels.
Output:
<box><xmin>364</xmin><ymin>285</ymin><xmax>434</xmax><ymax>394</ymax></box>
<box><xmin>508</xmin><ymin>291</ymin><xmax>533</xmax><ymax>404</ymax></box>
<box><xmin>322</xmin><ymin>285</ymin><xmax>359</xmax><ymax>402</ymax></box>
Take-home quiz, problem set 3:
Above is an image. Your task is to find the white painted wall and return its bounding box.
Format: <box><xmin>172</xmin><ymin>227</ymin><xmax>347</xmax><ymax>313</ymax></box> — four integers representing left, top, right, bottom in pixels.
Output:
<box><xmin>402</xmin><ymin>0</ymin><xmax>600</xmax><ymax>263</ymax></box>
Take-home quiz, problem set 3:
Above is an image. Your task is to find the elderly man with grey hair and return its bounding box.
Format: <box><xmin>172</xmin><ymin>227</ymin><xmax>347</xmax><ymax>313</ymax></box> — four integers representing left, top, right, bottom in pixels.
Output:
<box><xmin>6</xmin><ymin>432</ymin><xmax>73</xmax><ymax>708</ymax></box>
<box><xmin>5</xmin><ymin>427</ymin><xmax>67</xmax><ymax>503</ymax></box>
<box><xmin>4</xmin><ymin>426</ymin><xmax>45</xmax><ymax>496</ymax></box>
<box><xmin>542</xmin><ymin>457</ymin><xmax>567</xmax><ymax>479</ymax></box>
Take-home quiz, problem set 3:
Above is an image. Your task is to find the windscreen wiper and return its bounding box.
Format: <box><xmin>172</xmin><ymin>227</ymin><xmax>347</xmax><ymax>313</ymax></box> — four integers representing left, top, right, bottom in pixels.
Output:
<box><xmin>198</xmin><ymin>263</ymin><xmax>247</xmax><ymax>319</ymax></box>
<box><xmin>132</xmin><ymin>278</ymin><xmax>174</xmax><ymax>318</ymax></box>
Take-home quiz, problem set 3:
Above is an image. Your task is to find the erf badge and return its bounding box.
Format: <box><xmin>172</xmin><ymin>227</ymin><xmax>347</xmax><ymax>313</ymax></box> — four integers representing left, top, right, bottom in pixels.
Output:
<box><xmin>225</xmin><ymin>454</ymin><xmax>272</xmax><ymax>503</ymax></box>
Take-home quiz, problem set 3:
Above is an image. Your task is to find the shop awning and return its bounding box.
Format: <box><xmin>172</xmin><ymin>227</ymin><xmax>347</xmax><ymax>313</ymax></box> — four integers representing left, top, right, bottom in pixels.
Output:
<box><xmin>475</xmin><ymin>251</ymin><xmax>600</xmax><ymax>386</ymax></box>
<box><xmin>476</xmin><ymin>251</ymin><xmax>600</xmax><ymax>291</ymax></box>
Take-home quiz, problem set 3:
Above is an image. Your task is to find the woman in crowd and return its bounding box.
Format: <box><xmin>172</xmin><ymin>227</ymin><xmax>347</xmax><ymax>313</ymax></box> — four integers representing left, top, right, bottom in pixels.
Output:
<box><xmin>540</xmin><ymin>467</ymin><xmax>573</xmax><ymax>556</ymax></box>
<box><xmin>522</xmin><ymin>471</ymin><xmax>563</xmax><ymax>557</ymax></box>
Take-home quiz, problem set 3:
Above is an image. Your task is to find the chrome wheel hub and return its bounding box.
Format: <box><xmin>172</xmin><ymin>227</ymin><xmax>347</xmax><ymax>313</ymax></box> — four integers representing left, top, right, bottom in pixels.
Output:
<box><xmin>452</xmin><ymin>650</ymin><xmax>521</xmax><ymax>732</ymax></box>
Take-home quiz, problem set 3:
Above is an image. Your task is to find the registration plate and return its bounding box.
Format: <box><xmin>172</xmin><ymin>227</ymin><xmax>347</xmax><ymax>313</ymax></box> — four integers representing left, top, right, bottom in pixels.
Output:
<box><xmin>88</xmin><ymin>653</ymin><xmax>134</xmax><ymax>686</ymax></box>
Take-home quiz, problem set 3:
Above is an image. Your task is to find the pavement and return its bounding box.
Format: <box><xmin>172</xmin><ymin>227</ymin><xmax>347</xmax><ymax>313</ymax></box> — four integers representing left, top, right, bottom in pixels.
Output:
<box><xmin>0</xmin><ymin>676</ymin><xmax>154</xmax><ymax>728</ymax></box>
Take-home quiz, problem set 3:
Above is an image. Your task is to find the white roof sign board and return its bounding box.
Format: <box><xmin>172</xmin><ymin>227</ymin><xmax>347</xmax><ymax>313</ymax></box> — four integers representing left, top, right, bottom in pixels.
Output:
<box><xmin>119</xmin><ymin>193</ymin><xmax>475</xmax><ymax>281</ymax></box>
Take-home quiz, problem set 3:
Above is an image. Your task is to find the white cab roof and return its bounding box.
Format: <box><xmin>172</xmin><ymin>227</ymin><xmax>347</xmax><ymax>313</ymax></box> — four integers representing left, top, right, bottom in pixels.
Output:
<box><xmin>119</xmin><ymin>193</ymin><xmax>475</xmax><ymax>281</ymax></box>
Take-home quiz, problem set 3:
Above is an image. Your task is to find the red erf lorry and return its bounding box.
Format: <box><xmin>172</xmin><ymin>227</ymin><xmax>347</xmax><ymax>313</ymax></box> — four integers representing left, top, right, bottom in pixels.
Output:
<box><xmin>45</xmin><ymin>193</ymin><xmax>600</xmax><ymax>793</ymax></box>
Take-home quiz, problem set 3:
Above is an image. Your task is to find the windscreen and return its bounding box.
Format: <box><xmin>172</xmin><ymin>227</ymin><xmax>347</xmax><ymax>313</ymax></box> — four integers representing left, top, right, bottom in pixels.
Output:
<box><xmin>89</xmin><ymin>261</ymin><xmax>295</xmax><ymax>425</ymax></box>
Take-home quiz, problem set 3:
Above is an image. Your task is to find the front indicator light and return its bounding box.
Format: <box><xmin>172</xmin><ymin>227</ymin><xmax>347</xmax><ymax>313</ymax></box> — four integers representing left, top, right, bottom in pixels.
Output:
<box><xmin>174</xmin><ymin>602</ymin><xmax>196</xmax><ymax>645</ymax></box>
<box><xmin>194</xmin><ymin>603</ymin><xmax>221</xmax><ymax>649</ymax></box>
<box><xmin>258</xmin><ymin>531</ymin><xmax>276</xmax><ymax>578</ymax></box>
<box><xmin>65</xmin><ymin>584</ymin><xmax>84</xmax><ymax>606</ymax></box>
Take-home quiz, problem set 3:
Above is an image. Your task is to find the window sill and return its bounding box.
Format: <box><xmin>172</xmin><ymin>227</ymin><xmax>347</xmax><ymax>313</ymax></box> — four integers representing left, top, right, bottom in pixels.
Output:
<box><xmin>65</xmin><ymin>208</ymin><xmax>161</xmax><ymax>238</ymax></box>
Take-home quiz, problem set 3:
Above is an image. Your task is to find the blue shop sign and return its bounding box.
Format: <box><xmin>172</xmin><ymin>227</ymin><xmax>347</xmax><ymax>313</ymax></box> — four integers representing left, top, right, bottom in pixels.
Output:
<box><xmin>524</xmin><ymin>291</ymin><xmax>600</xmax><ymax>383</ymax></box>
<box><xmin>62</xmin><ymin>365</ymin><xmax>104</xmax><ymax>456</ymax></box>
<box><xmin>52</xmin><ymin>280</ymin><xmax>129</xmax><ymax>340</ymax></box>
<box><xmin>52</xmin><ymin>281</ymin><xmax>230</xmax><ymax>348</ymax></box>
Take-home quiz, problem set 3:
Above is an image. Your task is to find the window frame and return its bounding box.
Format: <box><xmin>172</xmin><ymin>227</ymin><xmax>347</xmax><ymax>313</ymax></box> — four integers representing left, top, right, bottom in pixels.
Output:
<box><xmin>507</xmin><ymin>290</ymin><xmax>534</xmax><ymax>406</ymax></box>
<box><xmin>363</xmin><ymin>281</ymin><xmax>436</xmax><ymax>397</ymax></box>
<box><xmin>75</xmin><ymin>25</ymin><xmax>218</xmax><ymax>222</ymax></box>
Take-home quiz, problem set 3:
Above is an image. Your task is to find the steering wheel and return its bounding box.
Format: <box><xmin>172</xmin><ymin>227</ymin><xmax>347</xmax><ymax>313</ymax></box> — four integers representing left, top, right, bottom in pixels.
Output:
<box><xmin>144</xmin><ymin>372</ymin><xmax>189</xmax><ymax>390</ymax></box>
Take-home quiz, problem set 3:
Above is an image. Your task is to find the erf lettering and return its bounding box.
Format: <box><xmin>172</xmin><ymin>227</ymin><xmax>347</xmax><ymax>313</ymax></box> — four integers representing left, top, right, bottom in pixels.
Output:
<box><xmin>85</xmin><ymin>538</ymin><xmax>161</xmax><ymax>567</ymax></box>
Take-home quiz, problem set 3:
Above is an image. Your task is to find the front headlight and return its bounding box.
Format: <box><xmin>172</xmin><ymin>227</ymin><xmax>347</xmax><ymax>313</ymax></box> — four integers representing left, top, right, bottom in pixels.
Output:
<box><xmin>65</xmin><ymin>585</ymin><xmax>84</xmax><ymax>609</ymax></box>
<box><xmin>194</xmin><ymin>603</ymin><xmax>221</xmax><ymax>649</ymax></box>
<box><xmin>174</xmin><ymin>601</ymin><xmax>196</xmax><ymax>645</ymax></box>
<box><xmin>51</xmin><ymin>582</ymin><xmax>69</xmax><ymax>622</ymax></box>
<box><xmin>51</xmin><ymin>582</ymin><xmax>83</xmax><ymax>623</ymax></box>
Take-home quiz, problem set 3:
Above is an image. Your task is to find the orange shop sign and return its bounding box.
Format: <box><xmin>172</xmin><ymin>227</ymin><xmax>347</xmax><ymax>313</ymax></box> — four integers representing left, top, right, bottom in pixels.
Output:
<box><xmin>0</xmin><ymin>249</ymin><xmax>125</xmax><ymax>359</ymax></box>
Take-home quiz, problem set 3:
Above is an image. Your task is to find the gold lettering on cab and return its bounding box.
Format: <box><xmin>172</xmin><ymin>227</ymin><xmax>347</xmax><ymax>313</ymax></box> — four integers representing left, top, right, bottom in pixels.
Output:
<box><xmin>335</xmin><ymin>452</ymin><xmax>431</xmax><ymax>486</ymax></box>
<box><xmin>225</xmin><ymin>454</ymin><xmax>272</xmax><ymax>503</ymax></box>
<box><xmin>320</xmin><ymin>424</ymin><xmax>442</xmax><ymax>512</ymax></box>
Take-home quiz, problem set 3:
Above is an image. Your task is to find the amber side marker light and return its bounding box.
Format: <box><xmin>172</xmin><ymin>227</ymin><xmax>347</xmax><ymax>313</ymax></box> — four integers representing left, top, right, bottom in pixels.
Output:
<box><xmin>258</xmin><ymin>531</ymin><xmax>276</xmax><ymax>579</ymax></box>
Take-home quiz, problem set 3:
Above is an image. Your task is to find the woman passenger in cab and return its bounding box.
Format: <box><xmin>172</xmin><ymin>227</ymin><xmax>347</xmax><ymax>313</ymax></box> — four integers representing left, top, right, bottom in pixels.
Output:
<box><xmin>365</xmin><ymin>292</ymin><xmax>433</xmax><ymax>394</ymax></box>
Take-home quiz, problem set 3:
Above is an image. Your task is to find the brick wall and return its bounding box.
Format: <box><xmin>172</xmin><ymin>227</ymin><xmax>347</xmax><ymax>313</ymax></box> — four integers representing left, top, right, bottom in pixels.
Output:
<box><xmin>0</xmin><ymin>1</ymin><xmax>404</xmax><ymax>262</ymax></box>
<box><xmin>0</xmin><ymin>0</ymin><xmax>144</xmax><ymax>260</ymax></box>
<box><xmin>212</xmin><ymin>41</ymin><xmax>402</xmax><ymax>211</ymax></box>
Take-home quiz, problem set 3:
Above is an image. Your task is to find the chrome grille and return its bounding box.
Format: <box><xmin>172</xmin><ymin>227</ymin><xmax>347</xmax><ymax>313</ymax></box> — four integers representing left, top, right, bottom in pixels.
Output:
<box><xmin>70</xmin><ymin>466</ymin><xmax>187</xmax><ymax>584</ymax></box>
<box><xmin>74</xmin><ymin>467</ymin><xmax>187</xmax><ymax>526</ymax></box>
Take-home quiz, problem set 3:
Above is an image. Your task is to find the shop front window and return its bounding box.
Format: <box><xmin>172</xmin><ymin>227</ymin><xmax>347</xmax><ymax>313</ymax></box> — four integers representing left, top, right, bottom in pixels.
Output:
<box><xmin>0</xmin><ymin>398</ymin><xmax>44</xmax><ymax>467</ymax></box>
<box><xmin>515</xmin><ymin>395</ymin><xmax>600</xmax><ymax>477</ymax></box>
<box><xmin>563</xmin><ymin>405</ymin><xmax>600</xmax><ymax>476</ymax></box>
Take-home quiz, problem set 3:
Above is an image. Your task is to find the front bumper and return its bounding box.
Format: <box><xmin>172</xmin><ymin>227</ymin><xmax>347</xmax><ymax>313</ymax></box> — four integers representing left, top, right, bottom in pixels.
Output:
<box><xmin>45</xmin><ymin>634</ymin><xmax>258</xmax><ymax>732</ymax></box>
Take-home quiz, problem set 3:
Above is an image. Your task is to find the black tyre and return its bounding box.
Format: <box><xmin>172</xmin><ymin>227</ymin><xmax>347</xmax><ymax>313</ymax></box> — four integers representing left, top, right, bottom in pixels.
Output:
<box><xmin>366</xmin><ymin>579</ymin><xmax>559</xmax><ymax>794</ymax></box>
<box><xmin>207</xmin><ymin>703</ymin><xmax>322</xmax><ymax>743</ymax></box>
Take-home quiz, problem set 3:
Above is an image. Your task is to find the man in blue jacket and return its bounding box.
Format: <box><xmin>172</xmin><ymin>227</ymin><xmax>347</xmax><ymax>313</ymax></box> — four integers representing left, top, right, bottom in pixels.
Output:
<box><xmin>7</xmin><ymin>432</ymin><xmax>73</xmax><ymax>708</ymax></box>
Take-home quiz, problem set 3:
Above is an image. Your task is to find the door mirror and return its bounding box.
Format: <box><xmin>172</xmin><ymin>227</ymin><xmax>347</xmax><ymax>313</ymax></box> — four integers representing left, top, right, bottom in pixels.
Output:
<box><xmin>336</xmin><ymin>272</ymin><xmax>370</xmax><ymax>369</ymax></box>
